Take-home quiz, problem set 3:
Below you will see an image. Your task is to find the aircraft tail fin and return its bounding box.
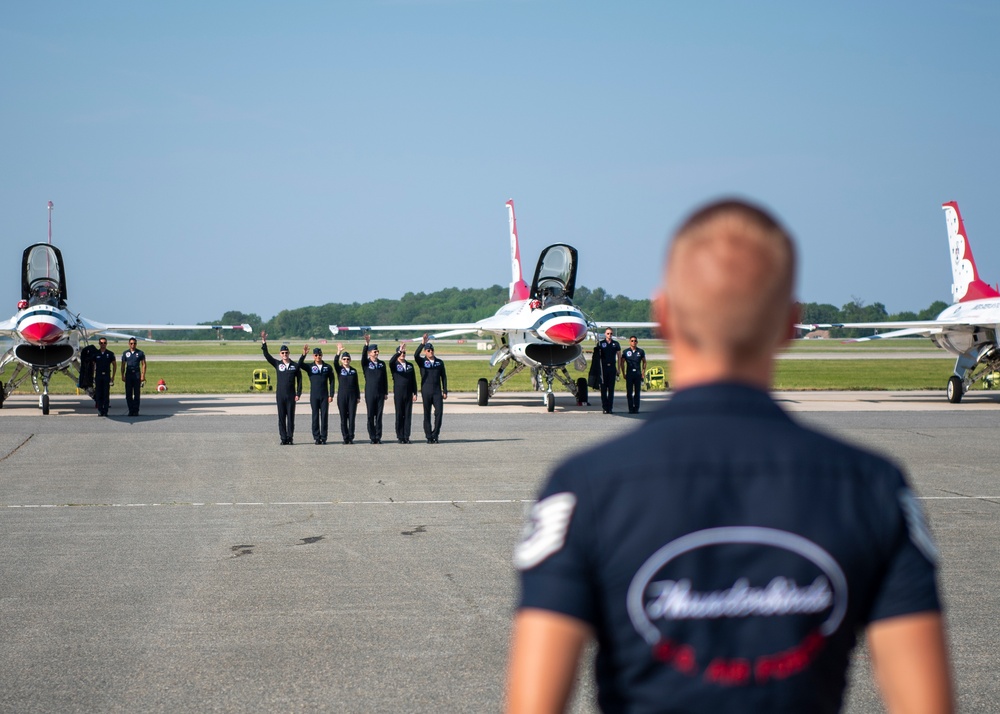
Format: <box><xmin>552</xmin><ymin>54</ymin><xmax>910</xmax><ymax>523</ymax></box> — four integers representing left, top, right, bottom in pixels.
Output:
<box><xmin>507</xmin><ymin>199</ymin><xmax>530</xmax><ymax>302</ymax></box>
<box><xmin>943</xmin><ymin>201</ymin><xmax>1000</xmax><ymax>303</ymax></box>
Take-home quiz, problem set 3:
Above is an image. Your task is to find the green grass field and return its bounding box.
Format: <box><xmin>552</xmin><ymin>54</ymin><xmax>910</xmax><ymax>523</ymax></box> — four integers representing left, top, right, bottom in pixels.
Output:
<box><xmin>10</xmin><ymin>356</ymin><xmax>959</xmax><ymax>395</ymax></box>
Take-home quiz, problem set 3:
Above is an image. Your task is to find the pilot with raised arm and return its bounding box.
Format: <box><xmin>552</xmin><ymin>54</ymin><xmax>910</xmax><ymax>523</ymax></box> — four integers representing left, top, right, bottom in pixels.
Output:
<box><xmin>261</xmin><ymin>330</ymin><xmax>302</xmax><ymax>445</ymax></box>
<box><xmin>414</xmin><ymin>334</ymin><xmax>447</xmax><ymax>444</ymax></box>
<box><xmin>507</xmin><ymin>199</ymin><xmax>953</xmax><ymax>713</ymax></box>
<box><xmin>121</xmin><ymin>337</ymin><xmax>146</xmax><ymax>417</ymax></box>
<box><xmin>361</xmin><ymin>334</ymin><xmax>389</xmax><ymax>444</ymax></box>
<box><xmin>594</xmin><ymin>327</ymin><xmax>621</xmax><ymax>413</ymax></box>
<box><xmin>335</xmin><ymin>343</ymin><xmax>361</xmax><ymax>444</ymax></box>
<box><xmin>388</xmin><ymin>341</ymin><xmax>418</xmax><ymax>444</ymax></box>
<box><xmin>91</xmin><ymin>337</ymin><xmax>116</xmax><ymax>417</ymax></box>
<box><xmin>298</xmin><ymin>344</ymin><xmax>335</xmax><ymax>445</ymax></box>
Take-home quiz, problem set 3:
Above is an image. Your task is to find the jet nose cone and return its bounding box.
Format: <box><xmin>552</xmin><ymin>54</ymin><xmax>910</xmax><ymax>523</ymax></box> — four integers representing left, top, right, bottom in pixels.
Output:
<box><xmin>544</xmin><ymin>320</ymin><xmax>588</xmax><ymax>346</ymax></box>
<box><xmin>20</xmin><ymin>321</ymin><xmax>64</xmax><ymax>345</ymax></box>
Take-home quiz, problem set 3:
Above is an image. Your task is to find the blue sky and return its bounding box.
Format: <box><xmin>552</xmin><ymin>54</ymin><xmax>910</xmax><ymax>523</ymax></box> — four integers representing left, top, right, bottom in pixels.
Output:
<box><xmin>2</xmin><ymin>1</ymin><xmax>998</xmax><ymax>325</ymax></box>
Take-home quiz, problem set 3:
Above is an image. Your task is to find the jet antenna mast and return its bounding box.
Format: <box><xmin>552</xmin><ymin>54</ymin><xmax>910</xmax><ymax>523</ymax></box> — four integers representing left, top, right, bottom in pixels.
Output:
<box><xmin>47</xmin><ymin>200</ymin><xmax>54</xmax><ymax>244</ymax></box>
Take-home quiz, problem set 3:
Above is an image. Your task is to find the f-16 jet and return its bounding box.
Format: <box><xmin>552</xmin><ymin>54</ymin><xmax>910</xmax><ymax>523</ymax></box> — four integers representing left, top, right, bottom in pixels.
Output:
<box><xmin>799</xmin><ymin>201</ymin><xmax>1000</xmax><ymax>403</ymax></box>
<box><xmin>0</xmin><ymin>228</ymin><xmax>250</xmax><ymax>413</ymax></box>
<box><xmin>331</xmin><ymin>200</ymin><xmax>654</xmax><ymax>411</ymax></box>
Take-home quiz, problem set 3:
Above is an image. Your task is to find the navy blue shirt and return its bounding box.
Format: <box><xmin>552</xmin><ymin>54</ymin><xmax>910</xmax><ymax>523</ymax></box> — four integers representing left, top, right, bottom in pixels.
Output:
<box><xmin>515</xmin><ymin>383</ymin><xmax>940</xmax><ymax>713</ymax></box>
<box><xmin>261</xmin><ymin>343</ymin><xmax>302</xmax><ymax>398</ymax></box>
<box><xmin>93</xmin><ymin>349</ymin><xmax>115</xmax><ymax>378</ymax></box>
<box><xmin>121</xmin><ymin>348</ymin><xmax>145</xmax><ymax>374</ymax></box>
<box><xmin>414</xmin><ymin>344</ymin><xmax>447</xmax><ymax>395</ymax></box>
<box><xmin>596</xmin><ymin>339</ymin><xmax>621</xmax><ymax>371</ymax></box>
<box><xmin>388</xmin><ymin>350</ymin><xmax>418</xmax><ymax>398</ymax></box>
<box><xmin>298</xmin><ymin>356</ymin><xmax>335</xmax><ymax>399</ymax></box>
<box><xmin>622</xmin><ymin>347</ymin><xmax>645</xmax><ymax>375</ymax></box>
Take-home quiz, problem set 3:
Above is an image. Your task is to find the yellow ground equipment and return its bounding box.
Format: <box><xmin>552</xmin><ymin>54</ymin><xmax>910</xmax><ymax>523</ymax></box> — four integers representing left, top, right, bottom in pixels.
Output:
<box><xmin>983</xmin><ymin>372</ymin><xmax>1000</xmax><ymax>389</ymax></box>
<box><xmin>644</xmin><ymin>366</ymin><xmax>667</xmax><ymax>391</ymax></box>
<box><xmin>251</xmin><ymin>368</ymin><xmax>273</xmax><ymax>392</ymax></box>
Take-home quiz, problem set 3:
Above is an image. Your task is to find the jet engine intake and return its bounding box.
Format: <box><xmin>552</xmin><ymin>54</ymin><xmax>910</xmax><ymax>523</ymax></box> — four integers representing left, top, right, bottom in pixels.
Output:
<box><xmin>14</xmin><ymin>343</ymin><xmax>75</xmax><ymax>368</ymax></box>
<box><xmin>522</xmin><ymin>342</ymin><xmax>582</xmax><ymax>367</ymax></box>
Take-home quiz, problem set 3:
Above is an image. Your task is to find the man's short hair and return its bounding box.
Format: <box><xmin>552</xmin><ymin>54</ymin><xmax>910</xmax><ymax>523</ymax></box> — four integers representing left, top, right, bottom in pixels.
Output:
<box><xmin>665</xmin><ymin>198</ymin><xmax>796</xmax><ymax>360</ymax></box>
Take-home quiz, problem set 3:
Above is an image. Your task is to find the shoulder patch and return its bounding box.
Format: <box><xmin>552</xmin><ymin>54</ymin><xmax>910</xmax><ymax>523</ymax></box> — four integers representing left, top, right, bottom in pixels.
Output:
<box><xmin>513</xmin><ymin>492</ymin><xmax>577</xmax><ymax>571</ymax></box>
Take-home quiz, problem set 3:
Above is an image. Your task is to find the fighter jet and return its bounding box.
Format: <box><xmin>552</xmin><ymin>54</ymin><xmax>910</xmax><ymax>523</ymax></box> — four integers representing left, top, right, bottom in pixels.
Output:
<box><xmin>799</xmin><ymin>201</ymin><xmax>1000</xmax><ymax>403</ymax></box>
<box><xmin>330</xmin><ymin>200</ymin><xmax>655</xmax><ymax>411</ymax></box>
<box><xmin>0</xmin><ymin>240</ymin><xmax>250</xmax><ymax>414</ymax></box>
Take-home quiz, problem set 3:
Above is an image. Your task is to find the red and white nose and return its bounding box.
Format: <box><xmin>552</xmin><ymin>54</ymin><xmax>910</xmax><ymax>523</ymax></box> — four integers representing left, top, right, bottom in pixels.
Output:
<box><xmin>542</xmin><ymin>319</ymin><xmax>588</xmax><ymax>346</ymax></box>
<box><xmin>20</xmin><ymin>319</ymin><xmax>65</xmax><ymax>345</ymax></box>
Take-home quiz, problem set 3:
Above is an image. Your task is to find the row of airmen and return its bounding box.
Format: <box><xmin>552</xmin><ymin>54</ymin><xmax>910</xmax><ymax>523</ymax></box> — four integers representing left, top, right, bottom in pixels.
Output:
<box><xmin>260</xmin><ymin>331</ymin><xmax>447</xmax><ymax>445</ymax></box>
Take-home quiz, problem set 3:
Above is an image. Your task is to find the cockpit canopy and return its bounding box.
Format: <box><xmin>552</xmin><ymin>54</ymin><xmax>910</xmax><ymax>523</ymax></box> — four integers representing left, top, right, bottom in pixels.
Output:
<box><xmin>530</xmin><ymin>244</ymin><xmax>578</xmax><ymax>307</ymax></box>
<box><xmin>22</xmin><ymin>244</ymin><xmax>67</xmax><ymax>307</ymax></box>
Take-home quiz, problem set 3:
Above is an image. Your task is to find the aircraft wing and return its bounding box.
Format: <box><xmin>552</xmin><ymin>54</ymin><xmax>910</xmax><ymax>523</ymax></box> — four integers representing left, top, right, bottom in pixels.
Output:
<box><xmin>330</xmin><ymin>323</ymin><xmax>489</xmax><ymax>341</ymax></box>
<box><xmin>795</xmin><ymin>319</ymin><xmax>971</xmax><ymax>342</ymax></box>
<box><xmin>83</xmin><ymin>318</ymin><xmax>252</xmax><ymax>340</ymax></box>
<box><xmin>0</xmin><ymin>316</ymin><xmax>16</xmax><ymax>336</ymax></box>
<box><xmin>593</xmin><ymin>321</ymin><xmax>659</xmax><ymax>330</ymax></box>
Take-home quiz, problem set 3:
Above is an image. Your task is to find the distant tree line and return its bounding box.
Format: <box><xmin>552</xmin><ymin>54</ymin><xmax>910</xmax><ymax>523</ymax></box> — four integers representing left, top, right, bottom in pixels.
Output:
<box><xmin>153</xmin><ymin>291</ymin><xmax>951</xmax><ymax>342</ymax></box>
<box><xmin>152</xmin><ymin>286</ymin><xmax>656</xmax><ymax>341</ymax></box>
<box><xmin>800</xmin><ymin>298</ymin><xmax>948</xmax><ymax>338</ymax></box>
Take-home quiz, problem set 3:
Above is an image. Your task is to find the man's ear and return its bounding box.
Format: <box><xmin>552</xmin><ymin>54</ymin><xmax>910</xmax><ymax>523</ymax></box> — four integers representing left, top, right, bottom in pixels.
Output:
<box><xmin>652</xmin><ymin>292</ymin><xmax>672</xmax><ymax>340</ymax></box>
<box><xmin>784</xmin><ymin>302</ymin><xmax>802</xmax><ymax>343</ymax></box>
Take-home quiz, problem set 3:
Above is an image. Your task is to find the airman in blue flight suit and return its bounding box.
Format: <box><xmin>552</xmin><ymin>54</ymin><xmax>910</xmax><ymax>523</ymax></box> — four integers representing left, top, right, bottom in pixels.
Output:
<box><xmin>91</xmin><ymin>337</ymin><xmax>116</xmax><ymax>416</ymax></box>
<box><xmin>261</xmin><ymin>331</ymin><xmax>302</xmax><ymax>445</ymax></box>
<box><xmin>335</xmin><ymin>344</ymin><xmax>361</xmax><ymax>444</ymax></box>
<box><xmin>620</xmin><ymin>335</ymin><xmax>647</xmax><ymax>414</ymax></box>
<box><xmin>298</xmin><ymin>345</ymin><xmax>335</xmax><ymax>445</ymax></box>
<box><xmin>121</xmin><ymin>338</ymin><xmax>146</xmax><ymax>416</ymax></box>
<box><xmin>415</xmin><ymin>335</ymin><xmax>447</xmax><ymax>443</ymax></box>
<box><xmin>362</xmin><ymin>335</ymin><xmax>389</xmax><ymax>444</ymax></box>
<box><xmin>594</xmin><ymin>327</ymin><xmax>621</xmax><ymax>413</ymax></box>
<box><xmin>389</xmin><ymin>342</ymin><xmax>418</xmax><ymax>443</ymax></box>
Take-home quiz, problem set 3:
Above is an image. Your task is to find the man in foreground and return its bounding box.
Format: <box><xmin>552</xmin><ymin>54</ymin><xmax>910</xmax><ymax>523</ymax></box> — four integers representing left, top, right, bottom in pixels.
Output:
<box><xmin>506</xmin><ymin>199</ymin><xmax>953</xmax><ymax>713</ymax></box>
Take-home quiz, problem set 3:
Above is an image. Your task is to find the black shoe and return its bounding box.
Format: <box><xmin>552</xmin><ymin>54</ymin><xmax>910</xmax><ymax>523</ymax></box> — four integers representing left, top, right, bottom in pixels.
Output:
<box><xmin>427</xmin><ymin>438</ymin><xmax>433</xmax><ymax>444</ymax></box>
<box><xmin>315</xmin><ymin>440</ymin><xmax>321</xmax><ymax>445</ymax></box>
<box><xmin>343</xmin><ymin>438</ymin><xmax>350</xmax><ymax>444</ymax></box>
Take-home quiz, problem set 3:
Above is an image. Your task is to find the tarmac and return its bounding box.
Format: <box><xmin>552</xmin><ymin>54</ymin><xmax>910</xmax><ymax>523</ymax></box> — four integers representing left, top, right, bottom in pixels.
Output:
<box><xmin>0</xmin><ymin>389</ymin><xmax>996</xmax><ymax>712</ymax></box>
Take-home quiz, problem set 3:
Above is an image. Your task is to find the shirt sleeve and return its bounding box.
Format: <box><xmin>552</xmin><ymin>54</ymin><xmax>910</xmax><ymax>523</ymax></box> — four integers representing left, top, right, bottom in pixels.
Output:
<box><xmin>515</xmin><ymin>465</ymin><xmax>597</xmax><ymax>625</ymax></box>
<box><xmin>866</xmin><ymin>481</ymin><xmax>942</xmax><ymax>623</ymax></box>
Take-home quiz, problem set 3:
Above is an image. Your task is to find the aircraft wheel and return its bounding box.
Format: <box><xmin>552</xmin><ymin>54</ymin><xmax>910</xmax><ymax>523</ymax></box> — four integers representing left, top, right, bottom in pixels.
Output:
<box><xmin>41</xmin><ymin>393</ymin><xmax>50</xmax><ymax>415</ymax></box>
<box><xmin>947</xmin><ymin>376</ymin><xmax>963</xmax><ymax>404</ymax></box>
<box><xmin>477</xmin><ymin>378</ymin><xmax>489</xmax><ymax>407</ymax></box>
<box><xmin>545</xmin><ymin>392</ymin><xmax>555</xmax><ymax>412</ymax></box>
<box><xmin>576</xmin><ymin>378</ymin><xmax>589</xmax><ymax>406</ymax></box>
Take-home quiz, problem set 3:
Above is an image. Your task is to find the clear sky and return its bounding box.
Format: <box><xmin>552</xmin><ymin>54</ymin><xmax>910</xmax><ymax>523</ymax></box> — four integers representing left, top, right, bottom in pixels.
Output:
<box><xmin>2</xmin><ymin>1</ymin><xmax>998</xmax><ymax>325</ymax></box>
